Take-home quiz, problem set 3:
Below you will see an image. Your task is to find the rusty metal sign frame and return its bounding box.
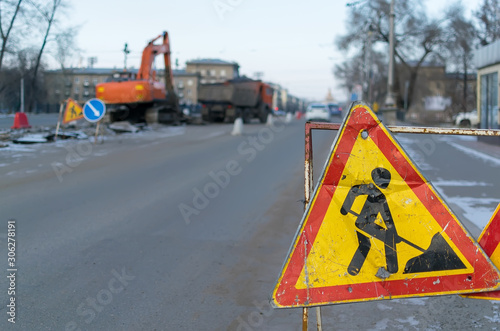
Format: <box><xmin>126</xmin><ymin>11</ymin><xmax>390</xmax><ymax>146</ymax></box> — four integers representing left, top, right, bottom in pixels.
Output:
<box><xmin>305</xmin><ymin>122</ymin><xmax>500</xmax><ymax>207</ymax></box>
<box><xmin>301</xmin><ymin>120</ymin><xmax>500</xmax><ymax>331</ymax></box>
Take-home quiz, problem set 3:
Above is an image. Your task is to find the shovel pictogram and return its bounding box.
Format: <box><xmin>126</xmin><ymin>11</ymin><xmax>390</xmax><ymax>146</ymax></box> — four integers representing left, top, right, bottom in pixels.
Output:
<box><xmin>403</xmin><ymin>232</ymin><xmax>466</xmax><ymax>273</ymax></box>
<box><xmin>347</xmin><ymin>209</ymin><xmax>466</xmax><ymax>274</ymax></box>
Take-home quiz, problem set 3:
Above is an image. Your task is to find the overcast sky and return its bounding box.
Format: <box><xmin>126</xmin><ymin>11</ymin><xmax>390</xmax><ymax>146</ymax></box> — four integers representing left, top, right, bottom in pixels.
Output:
<box><xmin>64</xmin><ymin>0</ymin><xmax>477</xmax><ymax>102</ymax></box>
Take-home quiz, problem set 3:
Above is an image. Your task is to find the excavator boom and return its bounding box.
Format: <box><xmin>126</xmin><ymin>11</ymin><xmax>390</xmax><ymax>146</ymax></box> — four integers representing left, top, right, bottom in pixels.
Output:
<box><xmin>96</xmin><ymin>31</ymin><xmax>180</xmax><ymax>124</ymax></box>
<box><xmin>137</xmin><ymin>32</ymin><xmax>170</xmax><ymax>80</ymax></box>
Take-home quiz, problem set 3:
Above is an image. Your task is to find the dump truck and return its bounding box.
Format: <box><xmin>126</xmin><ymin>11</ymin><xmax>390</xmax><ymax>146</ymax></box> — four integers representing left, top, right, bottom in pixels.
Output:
<box><xmin>95</xmin><ymin>31</ymin><xmax>181</xmax><ymax>124</ymax></box>
<box><xmin>198</xmin><ymin>78</ymin><xmax>273</xmax><ymax>123</ymax></box>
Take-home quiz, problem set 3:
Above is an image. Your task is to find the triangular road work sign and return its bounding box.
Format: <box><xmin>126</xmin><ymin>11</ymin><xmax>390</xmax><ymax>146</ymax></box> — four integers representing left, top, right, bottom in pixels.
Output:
<box><xmin>63</xmin><ymin>98</ymin><xmax>83</xmax><ymax>124</ymax></box>
<box><xmin>463</xmin><ymin>204</ymin><xmax>500</xmax><ymax>301</ymax></box>
<box><xmin>272</xmin><ymin>103</ymin><xmax>500</xmax><ymax>308</ymax></box>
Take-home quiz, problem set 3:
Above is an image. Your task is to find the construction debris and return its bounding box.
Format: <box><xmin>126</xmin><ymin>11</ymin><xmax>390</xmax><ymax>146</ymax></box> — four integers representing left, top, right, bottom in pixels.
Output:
<box><xmin>13</xmin><ymin>133</ymin><xmax>50</xmax><ymax>144</ymax></box>
<box><xmin>108</xmin><ymin>121</ymin><xmax>140</xmax><ymax>133</ymax></box>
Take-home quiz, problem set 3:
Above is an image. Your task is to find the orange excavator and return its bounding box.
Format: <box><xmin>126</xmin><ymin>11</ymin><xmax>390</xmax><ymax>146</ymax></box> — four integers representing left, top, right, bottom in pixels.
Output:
<box><xmin>96</xmin><ymin>31</ymin><xmax>181</xmax><ymax>124</ymax></box>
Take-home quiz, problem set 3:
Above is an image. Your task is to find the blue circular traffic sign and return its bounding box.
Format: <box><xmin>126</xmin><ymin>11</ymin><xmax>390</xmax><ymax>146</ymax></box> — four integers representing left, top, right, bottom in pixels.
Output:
<box><xmin>83</xmin><ymin>99</ymin><xmax>106</xmax><ymax>123</ymax></box>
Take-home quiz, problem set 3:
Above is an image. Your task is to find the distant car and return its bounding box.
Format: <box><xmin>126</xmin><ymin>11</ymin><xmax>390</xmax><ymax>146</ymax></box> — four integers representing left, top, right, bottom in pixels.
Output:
<box><xmin>455</xmin><ymin>110</ymin><xmax>479</xmax><ymax>128</ymax></box>
<box><xmin>305</xmin><ymin>103</ymin><xmax>331</xmax><ymax>122</ymax></box>
<box><xmin>273</xmin><ymin>107</ymin><xmax>286</xmax><ymax>116</ymax></box>
<box><xmin>327</xmin><ymin>103</ymin><xmax>342</xmax><ymax>117</ymax></box>
<box><xmin>182</xmin><ymin>103</ymin><xmax>202</xmax><ymax>124</ymax></box>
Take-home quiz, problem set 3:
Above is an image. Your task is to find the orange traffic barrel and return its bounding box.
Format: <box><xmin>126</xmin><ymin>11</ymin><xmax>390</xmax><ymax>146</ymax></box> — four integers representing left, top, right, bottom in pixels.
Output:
<box><xmin>11</xmin><ymin>112</ymin><xmax>31</xmax><ymax>129</ymax></box>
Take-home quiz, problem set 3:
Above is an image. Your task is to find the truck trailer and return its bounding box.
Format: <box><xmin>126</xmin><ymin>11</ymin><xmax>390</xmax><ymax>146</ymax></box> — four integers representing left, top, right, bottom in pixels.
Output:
<box><xmin>198</xmin><ymin>78</ymin><xmax>273</xmax><ymax>123</ymax></box>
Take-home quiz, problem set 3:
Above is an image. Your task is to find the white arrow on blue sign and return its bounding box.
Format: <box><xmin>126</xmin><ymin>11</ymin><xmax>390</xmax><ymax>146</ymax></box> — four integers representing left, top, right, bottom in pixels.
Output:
<box><xmin>83</xmin><ymin>98</ymin><xmax>106</xmax><ymax>123</ymax></box>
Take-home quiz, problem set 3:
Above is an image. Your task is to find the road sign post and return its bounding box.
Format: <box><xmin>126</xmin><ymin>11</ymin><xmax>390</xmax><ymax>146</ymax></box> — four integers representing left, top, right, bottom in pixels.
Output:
<box><xmin>54</xmin><ymin>102</ymin><xmax>64</xmax><ymax>141</ymax></box>
<box><xmin>83</xmin><ymin>98</ymin><xmax>106</xmax><ymax>144</ymax></box>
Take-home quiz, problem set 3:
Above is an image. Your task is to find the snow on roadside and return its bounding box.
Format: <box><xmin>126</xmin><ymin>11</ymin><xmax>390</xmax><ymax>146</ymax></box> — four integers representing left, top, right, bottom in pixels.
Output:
<box><xmin>439</xmin><ymin>139</ymin><xmax>500</xmax><ymax>229</ymax></box>
<box><xmin>430</xmin><ymin>178</ymin><xmax>496</xmax><ymax>230</ymax></box>
<box><xmin>484</xmin><ymin>303</ymin><xmax>500</xmax><ymax>323</ymax></box>
<box><xmin>397</xmin><ymin>134</ymin><xmax>500</xmax><ymax>230</ymax></box>
<box><xmin>432</xmin><ymin>182</ymin><xmax>498</xmax><ymax>230</ymax></box>
<box><xmin>0</xmin><ymin>125</ymin><xmax>188</xmax><ymax>173</ymax></box>
<box><xmin>430</xmin><ymin>180</ymin><xmax>491</xmax><ymax>187</ymax></box>
<box><xmin>1</xmin><ymin>143</ymin><xmax>42</xmax><ymax>152</ymax></box>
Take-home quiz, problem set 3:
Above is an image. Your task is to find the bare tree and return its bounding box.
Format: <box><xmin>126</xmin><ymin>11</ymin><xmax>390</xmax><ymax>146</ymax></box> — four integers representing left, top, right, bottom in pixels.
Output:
<box><xmin>0</xmin><ymin>0</ymin><xmax>25</xmax><ymax>101</ymax></box>
<box><xmin>474</xmin><ymin>0</ymin><xmax>500</xmax><ymax>45</ymax></box>
<box><xmin>0</xmin><ymin>47</ymin><xmax>39</xmax><ymax>112</ymax></box>
<box><xmin>333</xmin><ymin>48</ymin><xmax>388</xmax><ymax>104</ymax></box>
<box><xmin>336</xmin><ymin>0</ymin><xmax>445</xmax><ymax>109</ymax></box>
<box><xmin>443</xmin><ymin>3</ymin><xmax>477</xmax><ymax>114</ymax></box>
<box><xmin>52</xmin><ymin>25</ymin><xmax>79</xmax><ymax>70</ymax></box>
<box><xmin>45</xmin><ymin>25</ymin><xmax>80</xmax><ymax>107</ymax></box>
<box><xmin>333</xmin><ymin>53</ymin><xmax>366</xmax><ymax>95</ymax></box>
<box><xmin>26</xmin><ymin>0</ymin><xmax>63</xmax><ymax>112</ymax></box>
<box><xmin>0</xmin><ymin>0</ymin><xmax>23</xmax><ymax>72</ymax></box>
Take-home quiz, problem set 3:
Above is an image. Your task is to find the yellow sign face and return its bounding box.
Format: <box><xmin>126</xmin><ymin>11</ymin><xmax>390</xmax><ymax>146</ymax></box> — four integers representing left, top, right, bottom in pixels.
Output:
<box><xmin>272</xmin><ymin>103</ymin><xmax>500</xmax><ymax>308</ymax></box>
<box><xmin>63</xmin><ymin>98</ymin><xmax>83</xmax><ymax>124</ymax></box>
<box><xmin>296</xmin><ymin>134</ymin><xmax>473</xmax><ymax>289</ymax></box>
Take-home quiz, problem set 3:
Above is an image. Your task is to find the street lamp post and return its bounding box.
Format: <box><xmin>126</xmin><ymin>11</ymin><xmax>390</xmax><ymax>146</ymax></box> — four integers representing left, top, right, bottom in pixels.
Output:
<box><xmin>384</xmin><ymin>0</ymin><xmax>396</xmax><ymax>109</ymax></box>
<box><xmin>123</xmin><ymin>43</ymin><xmax>130</xmax><ymax>70</ymax></box>
<box><xmin>366</xmin><ymin>23</ymin><xmax>375</xmax><ymax>104</ymax></box>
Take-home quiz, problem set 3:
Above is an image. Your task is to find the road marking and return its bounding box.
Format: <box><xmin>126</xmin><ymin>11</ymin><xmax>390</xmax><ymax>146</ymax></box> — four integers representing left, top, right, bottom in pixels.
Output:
<box><xmin>87</xmin><ymin>102</ymin><xmax>100</xmax><ymax>116</ymax></box>
<box><xmin>447</xmin><ymin>141</ymin><xmax>500</xmax><ymax>167</ymax></box>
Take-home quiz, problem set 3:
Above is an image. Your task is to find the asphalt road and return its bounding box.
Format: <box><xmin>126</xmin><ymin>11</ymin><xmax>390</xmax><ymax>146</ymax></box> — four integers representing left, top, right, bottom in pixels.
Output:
<box><xmin>0</xmin><ymin>118</ymin><xmax>335</xmax><ymax>330</ymax></box>
<box><xmin>1</xmin><ymin>116</ymin><xmax>500</xmax><ymax>330</ymax></box>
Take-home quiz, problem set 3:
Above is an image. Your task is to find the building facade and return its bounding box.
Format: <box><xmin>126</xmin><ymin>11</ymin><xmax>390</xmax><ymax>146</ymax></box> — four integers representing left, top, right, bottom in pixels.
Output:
<box><xmin>185</xmin><ymin>59</ymin><xmax>239</xmax><ymax>84</ymax></box>
<box><xmin>402</xmin><ymin>63</ymin><xmax>477</xmax><ymax>124</ymax></box>
<box><xmin>44</xmin><ymin>67</ymin><xmax>200</xmax><ymax>111</ymax></box>
<box><xmin>42</xmin><ymin>58</ymin><xmax>306</xmax><ymax>115</ymax></box>
<box><xmin>475</xmin><ymin>40</ymin><xmax>500</xmax><ymax>130</ymax></box>
<box><xmin>474</xmin><ymin>40</ymin><xmax>500</xmax><ymax>144</ymax></box>
<box><xmin>44</xmin><ymin>68</ymin><xmax>112</xmax><ymax>112</ymax></box>
<box><xmin>171</xmin><ymin>69</ymin><xmax>200</xmax><ymax>106</ymax></box>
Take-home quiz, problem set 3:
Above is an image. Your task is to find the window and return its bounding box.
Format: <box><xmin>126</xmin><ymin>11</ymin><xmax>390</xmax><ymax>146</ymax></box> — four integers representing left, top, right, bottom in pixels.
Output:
<box><xmin>93</xmin><ymin>78</ymin><xmax>99</xmax><ymax>85</ymax></box>
<box><xmin>210</xmin><ymin>69</ymin><xmax>216</xmax><ymax>77</ymax></box>
<box><xmin>74</xmin><ymin>77</ymin><xmax>79</xmax><ymax>84</ymax></box>
<box><xmin>187</xmin><ymin>79</ymin><xmax>193</xmax><ymax>86</ymax></box>
<box><xmin>200</xmin><ymin>69</ymin><xmax>206</xmax><ymax>76</ymax></box>
<box><xmin>187</xmin><ymin>89</ymin><xmax>192</xmax><ymax>96</ymax></box>
<box><xmin>480</xmin><ymin>72</ymin><xmax>499</xmax><ymax>129</ymax></box>
<box><xmin>84</xmin><ymin>78</ymin><xmax>89</xmax><ymax>86</ymax></box>
<box><xmin>74</xmin><ymin>87</ymin><xmax>80</xmax><ymax>94</ymax></box>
